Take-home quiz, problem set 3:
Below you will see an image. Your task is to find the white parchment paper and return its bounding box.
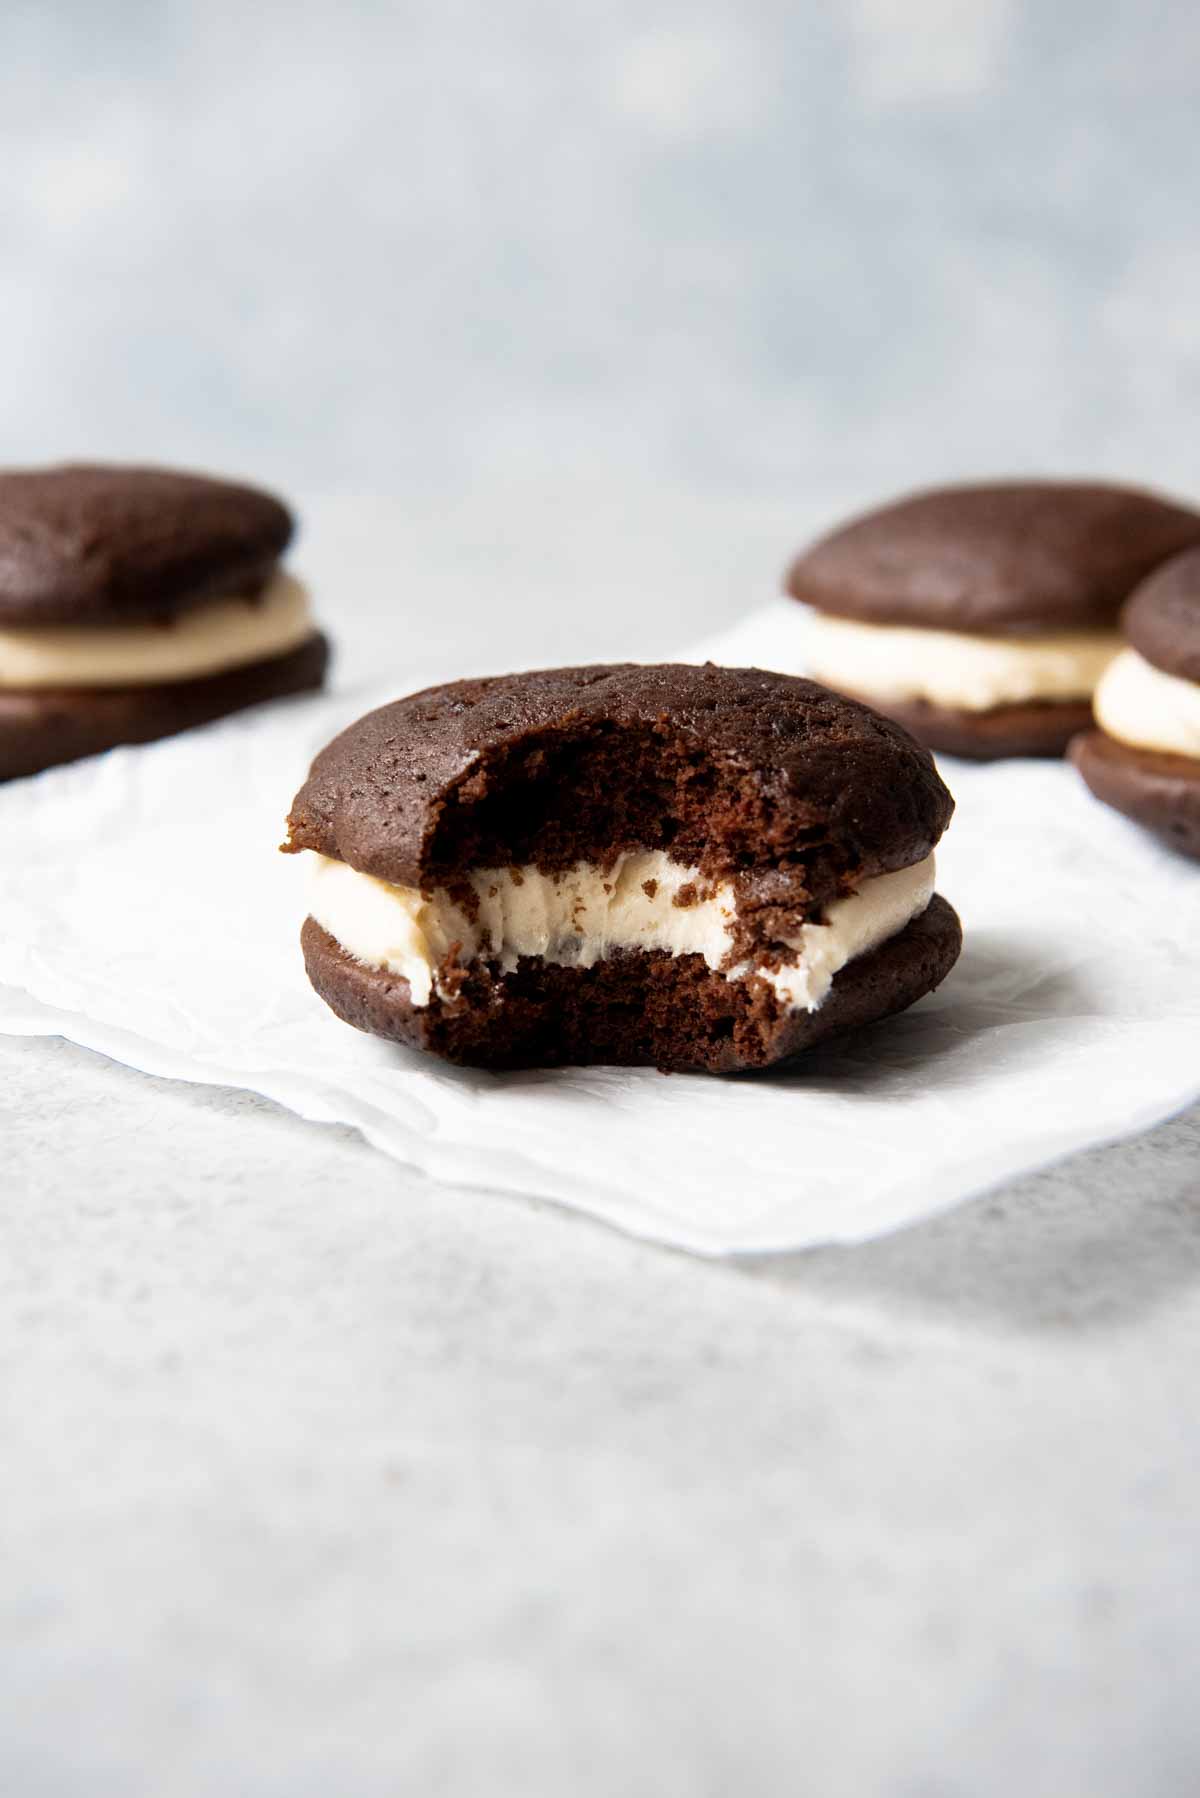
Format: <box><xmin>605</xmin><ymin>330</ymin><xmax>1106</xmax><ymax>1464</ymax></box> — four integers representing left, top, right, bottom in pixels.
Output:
<box><xmin>1</xmin><ymin>601</ymin><xmax>1197</xmax><ymax>1254</ymax></box>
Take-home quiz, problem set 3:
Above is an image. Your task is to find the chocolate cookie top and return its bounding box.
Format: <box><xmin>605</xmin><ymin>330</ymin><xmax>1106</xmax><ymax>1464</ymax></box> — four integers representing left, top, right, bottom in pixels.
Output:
<box><xmin>285</xmin><ymin>662</ymin><xmax>954</xmax><ymax>899</ymax></box>
<box><xmin>0</xmin><ymin>464</ymin><xmax>293</xmax><ymax>625</ymax></box>
<box><xmin>785</xmin><ymin>482</ymin><xmax>1200</xmax><ymax>637</ymax></box>
<box><xmin>1122</xmin><ymin>544</ymin><xmax>1200</xmax><ymax>684</ymax></box>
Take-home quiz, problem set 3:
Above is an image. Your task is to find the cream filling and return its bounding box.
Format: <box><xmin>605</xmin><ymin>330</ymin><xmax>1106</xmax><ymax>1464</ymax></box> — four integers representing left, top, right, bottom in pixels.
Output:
<box><xmin>0</xmin><ymin>570</ymin><xmax>314</xmax><ymax>689</ymax></box>
<box><xmin>306</xmin><ymin>849</ymin><xmax>937</xmax><ymax>1013</ymax></box>
<box><xmin>804</xmin><ymin>611</ymin><xmax>1121</xmax><ymax>712</ymax></box>
<box><xmin>1093</xmin><ymin>648</ymin><xmax>1200</xmax><ymax>760</ymax></box>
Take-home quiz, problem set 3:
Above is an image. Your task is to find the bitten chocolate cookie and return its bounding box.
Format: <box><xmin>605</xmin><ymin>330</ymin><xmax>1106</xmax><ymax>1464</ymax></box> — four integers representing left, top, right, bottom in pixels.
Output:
<box><xmin>0</xmin><ymin>464</ymin><xmax>329</xmax><ymax>780</ymax></box>
<box><xmin>1071</xmin><ymin>544</ymin><xmax>1200</xmax><ymax>860</ymax></box>
<box><xmin>786</xmin><ymin>482</ymin><xmax>1200</xmax><ymax>761</ymax></box>
<box><xmin>283</xmin><ymin>663</ymin><xmax>962</xmax><ymax>1073</ymax></box>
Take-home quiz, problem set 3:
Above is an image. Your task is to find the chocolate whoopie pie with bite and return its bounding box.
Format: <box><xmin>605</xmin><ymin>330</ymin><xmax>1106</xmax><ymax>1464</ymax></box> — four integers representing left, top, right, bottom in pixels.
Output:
<box><xmin>786</xmin><ymin>482</ymin><xmax>1200</xmax><ymax>761</ymax></box>
<box><xmin>0</xmin><ymin>464</ymin><xmax>329</xmax><ymax>780</ymax></box>
<box><xmin>283</xmin><ymin>663</ymin><xmax>962</xmax><ymax>1073</ymax></box>
<box><xmin>1071</xmin><ymin>544</ymin><xmax>1200</xmax><ymax>860</ymax></box>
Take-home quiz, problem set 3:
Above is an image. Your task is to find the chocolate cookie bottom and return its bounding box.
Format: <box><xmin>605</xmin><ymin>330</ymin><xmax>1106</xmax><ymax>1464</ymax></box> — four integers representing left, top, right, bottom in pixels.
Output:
<box><xmin>1070</xmin><ymin>729</ymin><xmax>1200</xmax><ymax>861</ymax></box>
<box><xmin>837</xmin><ymin>691</ymin><xmax>1094</xmax><ymax>761</ymax></box>
<box><xmin>0</xmin><ymin>632</ymin><xmax>329</xmax><ymax>782</ymax></box>
<box><xmin>301</xmin><ymin>894</ymin><xmax>962</xmax><ymax>1074</ymax></box>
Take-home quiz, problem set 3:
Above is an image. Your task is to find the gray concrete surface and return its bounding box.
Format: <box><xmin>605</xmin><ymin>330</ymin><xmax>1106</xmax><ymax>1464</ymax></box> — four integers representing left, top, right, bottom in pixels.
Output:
<box><xmin>3</xmin><ymin>1032</ymin><xmax>1199</xmax><ymax>1796</ymax></box>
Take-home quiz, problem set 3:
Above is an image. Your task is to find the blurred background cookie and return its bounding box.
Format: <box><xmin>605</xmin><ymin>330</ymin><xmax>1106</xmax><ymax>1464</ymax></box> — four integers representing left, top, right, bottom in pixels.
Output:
<box><xmin>787</xmin><ymin>482</ymin><xmax>1200</xmax><ymax>760</ymax></box>
<box><xmin>0</xmin><ymin>464</ymin><xmax>329</xmax><ymax>780</ymax></box>
<box><xmin>1072</xmin><ymin>544</ymin><xmax>1200</xmax><ymax>859</ymax></box>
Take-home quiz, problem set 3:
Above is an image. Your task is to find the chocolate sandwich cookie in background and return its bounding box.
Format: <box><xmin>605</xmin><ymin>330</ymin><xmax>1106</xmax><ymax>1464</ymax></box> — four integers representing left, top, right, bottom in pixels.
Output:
<box><xmin>283</xmin><ymin>663</ymin><xmax>962</xmax><ymax>1074</ymax></box>
<box><xmin>0</xmin><ymin>464</ymin><xmax>329</xmax><ymax>781</ymax></box>
<box><xmin>1071</xmin><ymin>545</ymin><xmax>1200</xmax><ymax>860</ymax></box>
<box><xmin>786</xmin><ymin>482</ymin><xmax>1200</xmax><ymax>760</ymax></box>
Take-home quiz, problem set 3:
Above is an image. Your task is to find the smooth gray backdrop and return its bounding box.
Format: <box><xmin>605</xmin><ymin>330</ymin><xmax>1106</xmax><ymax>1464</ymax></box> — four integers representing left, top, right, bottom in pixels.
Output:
<box><xmin>4</xmin><ymin>1</ymin><xmax>1198</xmax><ymax>515</ymax></box>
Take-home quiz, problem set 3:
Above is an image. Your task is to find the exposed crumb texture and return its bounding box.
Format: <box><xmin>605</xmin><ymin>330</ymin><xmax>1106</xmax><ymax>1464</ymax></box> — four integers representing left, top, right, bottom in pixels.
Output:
<box><xmin>284</xmin><ymin>663</ymin><xmax>954</xmax><ymax>917</ymax></box>
<box><xmin>288</xmin><ymin>664</ymin><xmax>962</xmax><ymax>1072</ymax></box>
<box><xmin>301</xmin><ymin>897</ymin><xmax>962</xmax><ymax>1074</ymax></box>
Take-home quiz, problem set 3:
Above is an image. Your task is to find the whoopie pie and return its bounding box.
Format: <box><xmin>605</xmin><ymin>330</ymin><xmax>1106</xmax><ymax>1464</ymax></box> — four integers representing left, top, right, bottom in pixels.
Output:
<box><xmin>0</xmin><ymin>463</ymin><xmax>329</xmax><ymax>780</ymax></box>
<box><xmin>786</xmin><ymin>482</ymin><xmax>1200</xmax><ymax>760</ymax></box>
<box><xmin>283</xmin><ymin>663</ymin><xmax>962</xmax><ymax>1073</ymax></box>
<box><xmin>1072</xmin><ymin>544</ymin><xmax>1200</xmax><ymax>860</ymax></box>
